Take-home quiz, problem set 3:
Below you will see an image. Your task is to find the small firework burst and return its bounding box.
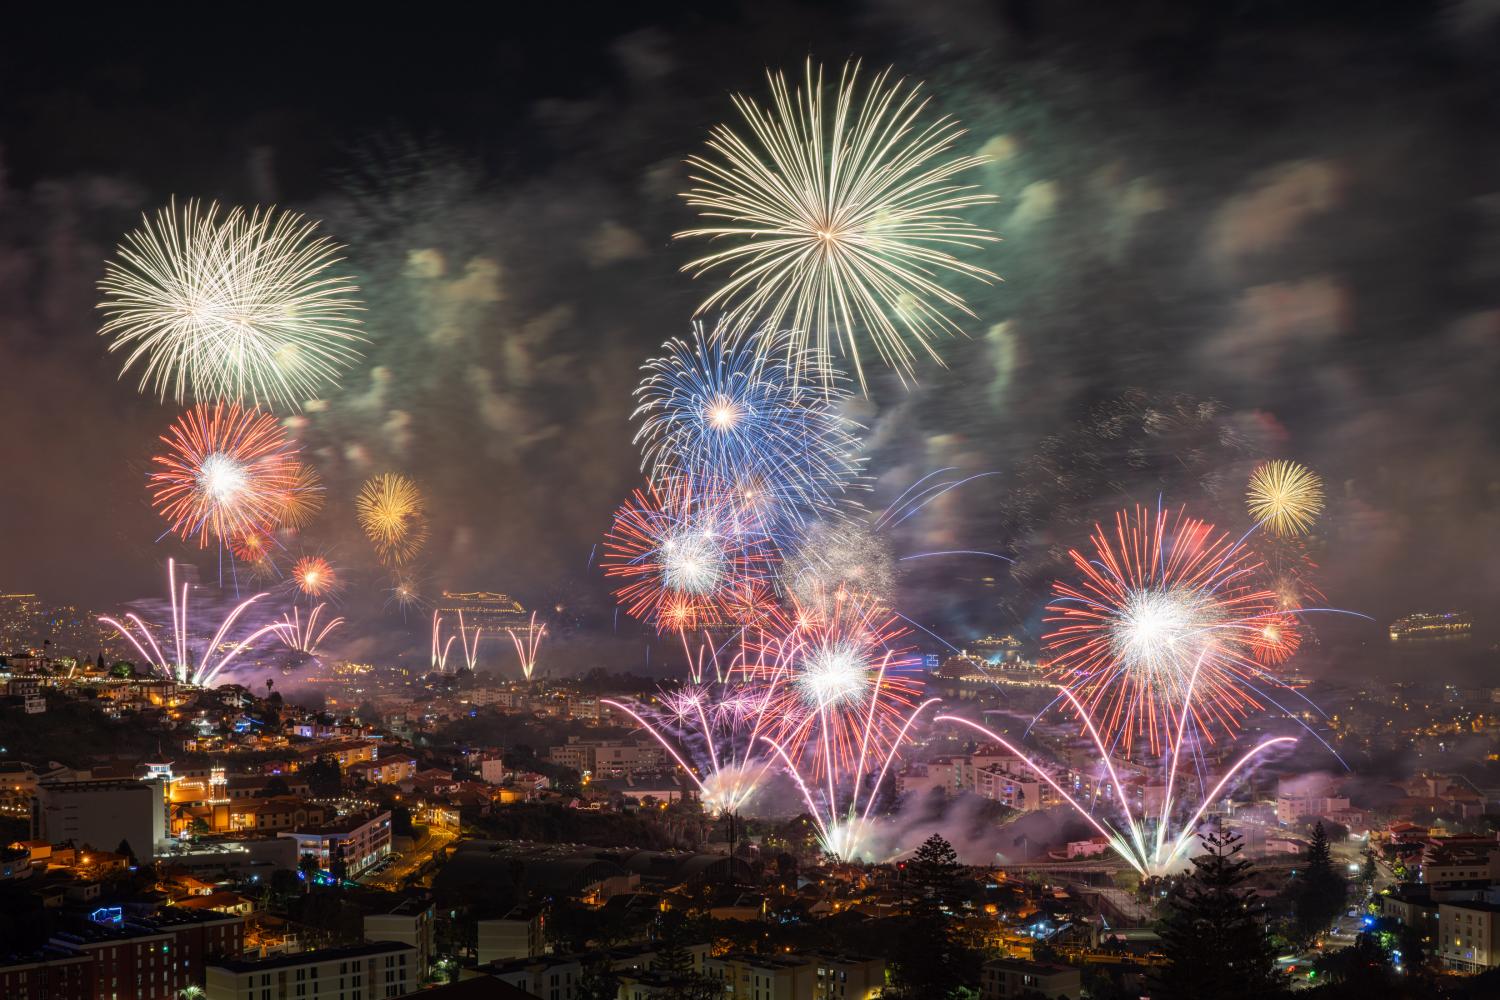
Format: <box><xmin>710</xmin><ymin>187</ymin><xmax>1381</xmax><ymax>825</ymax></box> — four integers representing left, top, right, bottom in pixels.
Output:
<box><xmin>1247</xmin><ymin>460</ymin><xmax>1325</xmax><ymax>537</ymax></box>
<box><xmin>291</xmin><ymin>555</ymin><xmax>337</xmax><ymax>598</ymax></box>
<box><xmin>356</xmin><ymin>473</ymin><xmax>429</xmax><ymax>566</ymax></box>
<box><xmin>601</xmin><ymin>480</ymin><xmax>771</xmax><ymax>632</ymax></box>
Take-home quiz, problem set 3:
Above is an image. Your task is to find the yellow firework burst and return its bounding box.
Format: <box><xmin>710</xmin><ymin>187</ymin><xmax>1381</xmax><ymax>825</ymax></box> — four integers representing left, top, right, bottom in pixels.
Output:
<box><xmin>676</xmin><ymin>60</ymin><xmax>998</xmax><ymax>389</ymax></box>
<box><xmin>1247</xmin><ymin>460</ymin><xmax>1324</xmax><ymax>537</ymax></box>
<box><xmin>355</xmin><ymin>473</ymin><xmax>428</xmax><ymax>566</ymax></box>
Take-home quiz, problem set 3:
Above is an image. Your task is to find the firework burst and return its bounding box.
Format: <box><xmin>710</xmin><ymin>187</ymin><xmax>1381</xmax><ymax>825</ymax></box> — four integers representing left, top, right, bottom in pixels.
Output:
<box><xmin>291</xmin><ymin>555</ymin><xmax>337</xmax><ymax>598</ymax></box>
<box><xmin>601</xmin><ymin>480</ymin><xmax>771</xmax><ymax>632</ymax></box>
<box><xmin>355</xmin><ymin>472</ymin><xmax>428</xmax><ymax>566</ymax></box>
<box><xmin>150</xmin><ymin>403</ymin><xmax>299</xmax><ymax>547</ymax></box>
<box><xmin>1044</xmin><ymin>505</ymin><xmax>1286</xmax><ymax>757</ymax></box>
<box><xmin>677</xmin><ymin>60</ymin><xmax>998</xmax><ymax>388</ymax></box>
<box><xmin>1247</xmin><ymin>460</ymin><xmax>1325</xmax><ymax>537</ymax></box>
<box><xmin>751</xmin><ymin>592</ymin><xmax>923</xmax><ymax>774</ymax></box>
<box><xmin>98</xmin><ymin>199</ymin><xmax>364</xmax><ymax>410</ymax></box>
<box><xmin>633</xmin><ymin>323</ymin><xmax>864</xmax><ymax>537</ymax></box>
<box><xmin>273</xmin><ymin>462</ymin><xmax>325</xmax><ymax>531</ymax></box>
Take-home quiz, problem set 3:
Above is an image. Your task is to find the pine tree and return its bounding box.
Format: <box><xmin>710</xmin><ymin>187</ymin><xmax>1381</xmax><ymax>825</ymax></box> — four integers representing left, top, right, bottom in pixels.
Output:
<box><xmin>1293</xmin><ymin>821</ymin><xmax>1346</xmax><ymax>941</ymax></box>
<box><xmin>1358</xmin><ymin>844</ymin><xmax>1379</xmax><ymax>910</ymax></box>
<box><xmin>1153</xmin><ymin>826</ymin><xmax>1286</xmax><ymax>1000</ymax></box>
<box><xmin>909</xmin><ymin>832</ymin><xmax>961</xmax><ymax>904</ymax></box>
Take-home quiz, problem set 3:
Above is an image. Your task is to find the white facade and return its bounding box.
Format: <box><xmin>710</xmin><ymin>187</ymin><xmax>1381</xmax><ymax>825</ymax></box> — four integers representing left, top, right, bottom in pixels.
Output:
<box><xmin>205</xmin><ymin>943</ymin><xmax>415</xmax><ymax>1000</ymax></box>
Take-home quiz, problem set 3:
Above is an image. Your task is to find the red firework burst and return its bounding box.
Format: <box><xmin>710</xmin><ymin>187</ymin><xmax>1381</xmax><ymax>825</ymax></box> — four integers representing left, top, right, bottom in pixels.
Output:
<box><xmin>1253</xmin><ymin>613</ymin><xmax>1303</xmax><ymax>667</ymax></box>
<box><xmin>601</xmin><ymin>479</ymin><xmax>771</xmax><ymax>632</ymax></box>
<box><xmin>747</xmin><ymin>589</ymin><xmax>923</xmax><ymax>781</ymax></box>
<box><xmin>292</xmin><ymin>555</ymin><xmax>337</xmax><ymax>597</ymax></box>
<box><xmin>150</xmin><ymin>403</ymin><xmax>298</xmax><ymax>547</ymax></box>
<box><xmin>1044</xmin><ymin>505</ymin><xmax>1285</xmax><ymax>756</ymax></box>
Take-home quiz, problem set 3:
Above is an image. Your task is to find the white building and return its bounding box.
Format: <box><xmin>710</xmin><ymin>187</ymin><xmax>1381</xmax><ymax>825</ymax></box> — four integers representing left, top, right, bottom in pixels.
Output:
<box><xmin>35</xmin><ymin>776</ymin><xmax>168</xmax><ymax>860</ymax></box>
<box><xmin>1438</xmin><ymin>900</ymin><xmax>1500</xmax><ymax>973</ymax></box>
<box><xmin>205</xmin><ymin>942</ymin><xmax>415</xmax><ymax>1000</ymax></box>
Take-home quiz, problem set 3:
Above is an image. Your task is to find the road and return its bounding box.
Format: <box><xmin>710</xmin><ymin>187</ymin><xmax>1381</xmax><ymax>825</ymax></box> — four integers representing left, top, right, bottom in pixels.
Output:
<box><xmin>361</xmin><ymin>828</ymin><xmax>457</xmax><ymax>889</ymax></box>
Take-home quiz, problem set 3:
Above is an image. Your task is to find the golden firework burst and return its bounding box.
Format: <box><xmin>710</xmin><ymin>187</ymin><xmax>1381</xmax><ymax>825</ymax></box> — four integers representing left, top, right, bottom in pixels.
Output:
<box><xmin>355</xmin><ymin>473</ymin><xmax>428</xmax><ymax>566</ymax></box>
<box><xmin>1247</xmin><ymin>460</ymin><xmax>1324</xmax><ymax>537</ymax></box>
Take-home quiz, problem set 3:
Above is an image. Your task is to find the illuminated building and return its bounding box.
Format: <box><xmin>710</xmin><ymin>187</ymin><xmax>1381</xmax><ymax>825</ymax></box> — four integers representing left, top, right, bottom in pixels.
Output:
<box><xmin>1389</xmin><ymin>612</ymin><xmax>1473</xmax><ymax>642</ymax></box>
<box><xmin>1439</xmin><ymin>900</ymin><xmax>1500</xmax><ymax>973</ymax></box>
<box><xmin>277</xmin><ymin>810</ymin><xmax>392</xmax><ymax>876</ymax></box>
<box><xmin>34</xmin><ymin>777</ymin><xmax>169</xmax><ymax>861</ymax></box>
<box><xmin>0</xmin><ymin>594</ymin><xmax>41</xmax><ymax>652</ymax></box>
<box><xmin>204</xmin><ymin>942</ymin><xmax>414</xmax><ymax>1000</ymax></box>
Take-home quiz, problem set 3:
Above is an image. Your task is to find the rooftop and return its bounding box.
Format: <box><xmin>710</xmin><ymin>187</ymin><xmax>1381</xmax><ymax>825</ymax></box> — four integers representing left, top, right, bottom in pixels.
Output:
<box><xmin>210</xmin><ymin>941</ymin><xmax>414</xmax><ymax>973</ymax></box>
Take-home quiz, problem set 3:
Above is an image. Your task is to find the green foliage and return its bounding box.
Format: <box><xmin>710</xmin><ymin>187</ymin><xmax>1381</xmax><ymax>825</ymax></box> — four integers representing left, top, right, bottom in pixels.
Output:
<box><xmin>1152</xmin><ymin>827</ymin><xmax>1286</xmax><ymax>1000</ymax></box>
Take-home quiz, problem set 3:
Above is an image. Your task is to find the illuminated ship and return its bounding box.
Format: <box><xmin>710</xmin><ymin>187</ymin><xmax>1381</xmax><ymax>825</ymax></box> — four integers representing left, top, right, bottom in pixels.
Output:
<box><xmin>1388</xmin><ymin>611</ymin><xmax>1472</xmax><ymax>642</ymax></box>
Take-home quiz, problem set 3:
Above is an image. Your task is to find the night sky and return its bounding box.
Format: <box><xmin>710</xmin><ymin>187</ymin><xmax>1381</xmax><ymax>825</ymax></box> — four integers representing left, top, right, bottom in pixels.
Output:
<box><xmin>2</xmin><ymin>3</ymin><xmax>1497</xmax><ymax>661</ymax></box>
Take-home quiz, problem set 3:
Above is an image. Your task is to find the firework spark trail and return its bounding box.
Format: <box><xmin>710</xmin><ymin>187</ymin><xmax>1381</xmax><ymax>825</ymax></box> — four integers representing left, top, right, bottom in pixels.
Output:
<box><xmin>603</xmin><ymin>673</ymin><xmax>786</xmax><ymax>815</ymax></box>
<box><xmin>150</xmin><ymin>403</ymin><xmax>300</xmax><ymax>547</ymax></box>
<box><xmin>99</xmin><ymin>558</ymin><xmax>283</xmax><ymax>685</ymax></box>
<box><xmin>457</xmin><ymin>610</ymin><xmax>482</xmax><ymax>671</ymax></box>
<box><xmin>764</xmin><ymin>697</ymin><xmax>942</xmax><ymax>860</ymax></box>
<box><xmin>633</xmin><ymin>323</ymin><xmax>865</xmax><ymax>540</ymax></box>
<box><xmin>507</xmin><ymin>612</ymin><xmax>547</xmax><ymax>680</ymax></box>
<box><xmin>98</xmin><ymin>198</ymin><xmax>363</xmax><ymax>410</ymax></box>
<box><xmin>938</xmin><ymin>706</ymin><xmax>1296</xmax><ymax>876</ymax></box>
<box><xmin>677</xmin><ymin>60</ymin><xmax>998</xmax><ymax>388</ymax></box>
<box><xmin>274</xmin><ymin>603</ymin><xmax>345</xmax><ymax>654</ymax></box>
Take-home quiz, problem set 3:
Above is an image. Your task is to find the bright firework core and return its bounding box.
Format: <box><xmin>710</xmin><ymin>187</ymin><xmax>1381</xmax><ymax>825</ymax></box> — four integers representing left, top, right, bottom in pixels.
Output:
<box><xmin>705</xmin><ymin>396</ymin><xmax>741</xmax><ymax>430</ymax></box>
<box><xmin>660</xmin><ymin>529</ymin><xmax>725</xmax><ymax>595</ymax></box>
<box><xmin>796</xmin><ymin>641</ymin><xmax>868</xmax><ymax>708</ymax></box>
<box><xmin>1111</xmin><ymin>586</ymin><xmax>1213</xmax><ymax>684</ymax></box>
<box><xmin>197</xmin><ymin>452</ymin><xmax>248</xmax><ymax>502</ymax></box>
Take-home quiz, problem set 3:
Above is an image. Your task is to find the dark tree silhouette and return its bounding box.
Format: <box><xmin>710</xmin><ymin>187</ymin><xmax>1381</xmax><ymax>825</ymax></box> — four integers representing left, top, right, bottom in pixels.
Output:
<box><xmin>1153</xmin><ymin>827</ymin><xmax>1285</xmax><ymax>1000</ymax></box>
<box><xmin>1292</xmin><ymin>822</ymin><xmax>1347</xmax><ymax>942</ymax></box>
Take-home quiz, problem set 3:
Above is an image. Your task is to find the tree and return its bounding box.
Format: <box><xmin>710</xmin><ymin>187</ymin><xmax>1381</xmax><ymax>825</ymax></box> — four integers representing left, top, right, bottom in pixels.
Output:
<box><xmin>299</xmin><ymin>853</ymin><xmax>320</xmax><ymax>889</ymax></box>
<box><xmin>116</xmin><ymin>838</ymin><xmax>137</xmax><ymax>865</ymax></box>
<box><xmin>1358</xmin><ymin>845</ymin><xmax>1379</xmax><ymax>911</ymax></box>
<box><xmin>1152</xmin><ymin>826</ymin><xmax>1286</xmax><ymax>1000</ymax></box>
<box><xmin>260</xmin><ymin>776</ymin><xmax>291</xmax><ymax>798</ymax></box>
<box><xmin>575</xmin><ymin>960</ymin><xmax>620</xmax><ymax>1000</ymax></box>
<box><xmin>908</xmin><ymin>833</ymin><xmax>961</xmax><ymax>906</ymax></box>
<box><xmin>303</xmin><ymin>755</ymin><xmax>343</xmax><ymax>797</ymax></box>
<box><xmin>888</xmin><ymin>834</ymin><xmax>979</xmax><ymax>998</ymax></box>
<box><xmin>1292</xmin><ymin>822</ymin><xmax>1347</xmax><ymax>942</ymax></box>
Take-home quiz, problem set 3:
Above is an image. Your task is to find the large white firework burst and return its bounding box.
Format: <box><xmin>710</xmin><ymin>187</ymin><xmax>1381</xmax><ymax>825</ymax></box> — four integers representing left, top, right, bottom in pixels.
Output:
<box><xmin>98</xmin><ymin>199</ymin><xmax>364</xmax><ymax>410</ymax></box>
<box><xmin>676</xmin><ymin>60</ymin><xmax>998</xmax><ymax>388</ymax></box>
